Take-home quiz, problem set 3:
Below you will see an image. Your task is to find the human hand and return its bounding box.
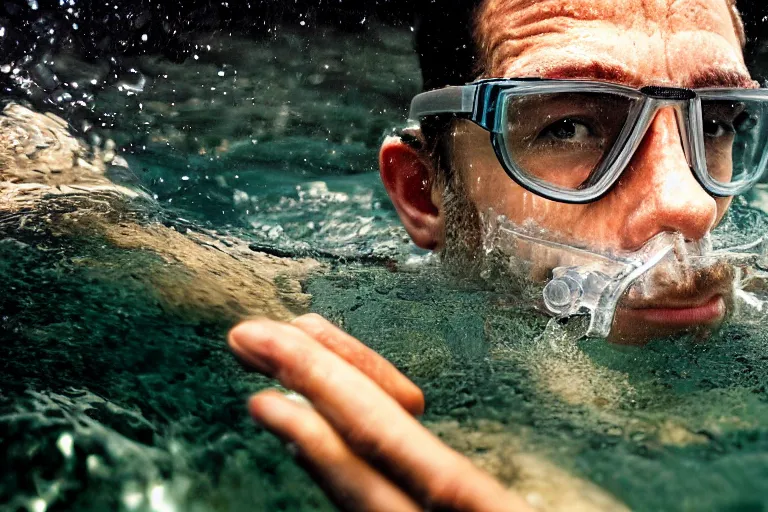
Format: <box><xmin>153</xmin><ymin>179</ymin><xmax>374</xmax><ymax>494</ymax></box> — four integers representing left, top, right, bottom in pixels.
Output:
<box><xmin>228</xmin><ymin>314</ymin><xmax>532</xmax><ymax>512</ymax></box>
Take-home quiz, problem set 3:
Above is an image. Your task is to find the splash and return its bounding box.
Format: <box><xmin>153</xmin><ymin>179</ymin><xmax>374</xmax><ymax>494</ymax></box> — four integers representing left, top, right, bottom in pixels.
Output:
<box><xmin>478</xmin><ymin>208</ymin><xmax>768</xmax><ymax>339</ymax></box>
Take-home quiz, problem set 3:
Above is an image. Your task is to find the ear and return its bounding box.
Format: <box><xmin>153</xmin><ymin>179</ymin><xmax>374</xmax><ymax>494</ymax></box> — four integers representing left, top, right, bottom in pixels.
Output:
<box><xmin>379</xmin><ymin>135</ymin><xmax>445</xmax><ymax>250</ymax></box>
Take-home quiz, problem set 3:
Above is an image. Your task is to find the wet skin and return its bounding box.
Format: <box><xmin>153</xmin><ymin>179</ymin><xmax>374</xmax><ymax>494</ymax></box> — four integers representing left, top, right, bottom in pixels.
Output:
<box><xmin>232</xmin><ymin>1</ymin><xmax>752</xmax><ymax>510</ymax></box>
<box><xmin>381</xmin><ymin>0</ymin><xmax>755</xmax><ymax>344</ymax></box>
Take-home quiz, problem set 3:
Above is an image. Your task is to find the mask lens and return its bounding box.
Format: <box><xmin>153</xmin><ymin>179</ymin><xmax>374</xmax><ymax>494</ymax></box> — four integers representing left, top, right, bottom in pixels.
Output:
<box><xmin>500</xmin><ymin>92</ymin><xmax>637</xmax><ymax>191</ymax></box>
<box><xmin>701</xmin><ymin>98</ymin><xmax>768</xmax><ymax>189</ymax></box>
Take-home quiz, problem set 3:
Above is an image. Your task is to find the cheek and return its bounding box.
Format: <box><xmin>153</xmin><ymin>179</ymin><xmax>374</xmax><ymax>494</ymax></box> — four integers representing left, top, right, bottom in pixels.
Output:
<box><xmin>462</xmin><ymin>162</ymin><xmax>591</xmax><ymax>235</ymax></box>
<box><xmin>456</xmin><ymin>143</ymin><xmax>521</xmax><ymax>215</ymax></box>
<box><xmin>461</xmin><ymin>162</ymin><xmax>535</xmax><ymax>221</ymax></box>
<box><xmin>452</xmin><ymin>125</ymin><xmax>598</xmax><ymax>240</ymax></box>
<box><xmin>463</xmin><ymin>165</ymin><xmax>520</xmax><ymax>215</ymax></box>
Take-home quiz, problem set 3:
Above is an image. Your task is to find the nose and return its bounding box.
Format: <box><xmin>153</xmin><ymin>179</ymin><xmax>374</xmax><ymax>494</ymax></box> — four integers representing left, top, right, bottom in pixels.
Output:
<box><xmin>614</xmin><ymin>108</ymin><xmax>717</xmax><ymax>250</ymax></box>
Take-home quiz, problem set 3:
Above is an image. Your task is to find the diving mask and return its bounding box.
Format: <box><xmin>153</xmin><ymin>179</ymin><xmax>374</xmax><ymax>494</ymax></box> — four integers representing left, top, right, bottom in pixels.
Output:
<box><xmin>408</xmin><ymin>77</ymin><xmax>768</xmax><ymax>338</ymax></box>
<box><xmin>410</xmin><ymin>78</ymin><xmax>768</xmax><ymax>204</ymax></box>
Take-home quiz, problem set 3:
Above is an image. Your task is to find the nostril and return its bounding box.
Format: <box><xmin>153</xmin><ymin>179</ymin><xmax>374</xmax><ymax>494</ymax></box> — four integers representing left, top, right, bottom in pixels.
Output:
<box><xmin>672</xmin><ymin>207</ymin><xmax>717</xmax><ymax>242</ymax></box>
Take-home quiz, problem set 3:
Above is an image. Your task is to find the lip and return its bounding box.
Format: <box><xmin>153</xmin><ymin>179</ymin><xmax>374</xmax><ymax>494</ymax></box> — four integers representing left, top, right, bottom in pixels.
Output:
<box><xmin>621</xmin><ymin>295</ymin><xmax>726</xmax><ymax>327</ymax></box>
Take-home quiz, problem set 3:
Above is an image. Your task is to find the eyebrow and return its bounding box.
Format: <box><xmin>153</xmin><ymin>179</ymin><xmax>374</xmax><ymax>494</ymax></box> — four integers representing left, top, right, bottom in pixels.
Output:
<box><xmin>534</xmin><ymin>62</ymin><xmax>757</xmax><ymax>90</ymax></box>
<box><xmin>538</xmin><ymin>62</ymin><xmax>644</xmax><ymax>87</ymax></box>
<box><xmin>685</xmin><ymin>68</ymin><xmax>757</xmax><ymax>89</ymax></box>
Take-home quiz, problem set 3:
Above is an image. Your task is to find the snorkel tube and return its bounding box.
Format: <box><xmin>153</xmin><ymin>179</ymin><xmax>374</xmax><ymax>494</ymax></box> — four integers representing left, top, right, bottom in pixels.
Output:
<box><xmin>483</xmin><ymin>212</ymin><xmax>768</xmax><ymax>339</ymax></box>
<box><xmin>541</xmin><ymin>235</ymin><xmax>677</xmax><ymax>338</ymax></box>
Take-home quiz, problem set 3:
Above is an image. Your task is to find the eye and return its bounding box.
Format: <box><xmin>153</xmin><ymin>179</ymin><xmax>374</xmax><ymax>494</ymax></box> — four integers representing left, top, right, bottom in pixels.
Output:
<box><xmin>539</xmin><ymin>118</ymin><xmax>594</xmax><ymax>142</ymax></box>
<box><xmin>703</xmin><ymin>118</ymin><xmax>734</xmax><ymax>138</ymax></box>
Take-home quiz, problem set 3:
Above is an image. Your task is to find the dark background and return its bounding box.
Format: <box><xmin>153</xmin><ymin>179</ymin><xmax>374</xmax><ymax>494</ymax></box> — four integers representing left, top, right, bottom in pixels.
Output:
<box><xmin>3</xmin><ymin>0</ymin><xmax>768</xmax><ymax>83</ymax></box>
<box><xmin>2</xmin><ymin>0</ymin><xmax>767</xmax><ymax>169</ymax></box>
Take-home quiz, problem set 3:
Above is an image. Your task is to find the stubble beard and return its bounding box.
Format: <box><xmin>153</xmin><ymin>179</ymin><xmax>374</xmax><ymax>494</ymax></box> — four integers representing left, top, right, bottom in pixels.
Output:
<box><xmin>439</xmin><ymin>176</ymin><xmax>484</xmax><ymax>276</ymax></box>
<box><xmin>438</xmin><ymin>173</ymin><xmax>542</xmax><ymax>303</ymax></box>
<box><xmin>437</xmin><ymin>174</ymin><xmax>738</xmax><ymax>341</ymax></box>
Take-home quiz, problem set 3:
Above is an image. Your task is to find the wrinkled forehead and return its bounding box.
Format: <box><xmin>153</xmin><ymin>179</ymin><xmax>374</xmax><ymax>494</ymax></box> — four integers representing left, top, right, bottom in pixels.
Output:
<box><xmin>475</xmin><ymin>0</ymin><xmax>749</xmax><ymax>88</ymax></box>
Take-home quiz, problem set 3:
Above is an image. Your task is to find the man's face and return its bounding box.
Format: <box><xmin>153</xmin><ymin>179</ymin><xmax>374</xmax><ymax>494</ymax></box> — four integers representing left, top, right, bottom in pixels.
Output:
<box><xmin>444</xmin><ymin>0</ymin><xmax>753</xmax><ymax>342</ymax></box>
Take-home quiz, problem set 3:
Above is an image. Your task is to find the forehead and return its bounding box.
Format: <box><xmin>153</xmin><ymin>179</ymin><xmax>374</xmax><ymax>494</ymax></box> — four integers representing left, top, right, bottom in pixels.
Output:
<box><xmin>476</xmin><ymin>0</ymin><xmax>750</xmax><ymax>88</ymax></box>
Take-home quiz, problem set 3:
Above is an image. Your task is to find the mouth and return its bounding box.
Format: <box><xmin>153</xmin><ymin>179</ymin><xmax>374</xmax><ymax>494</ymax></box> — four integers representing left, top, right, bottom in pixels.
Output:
<box><xmin>620</xmin><ymin>294</ymin><xmax>727</xmax><ymax>327</ymax></box>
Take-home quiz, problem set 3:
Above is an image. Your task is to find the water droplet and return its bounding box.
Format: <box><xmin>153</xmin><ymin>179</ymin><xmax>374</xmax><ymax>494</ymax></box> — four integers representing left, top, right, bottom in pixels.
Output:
<box><xmin>29</xmin><ymin>498</ymin><xmax>47</xmax><ymax>512</ymax></box>
<box><xmin>148</xmin><ymin>483</ymin><xmax>176</xmax><ymax>512</ymax></box>
<box><xmin>56</xmin><ymin>432</ymin><xmax>74</xmax><ymax>458</ymax></box>
<box><xmin>122</xmin><ymin>490</ymin><xmax>143</xmax><ymax>509</ymax></box>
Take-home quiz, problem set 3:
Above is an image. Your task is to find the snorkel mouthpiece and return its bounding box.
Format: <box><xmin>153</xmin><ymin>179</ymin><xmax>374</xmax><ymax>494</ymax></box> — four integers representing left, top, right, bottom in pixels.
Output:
<box><xmin>482</xmin><ymin>212</ymin><xmax>758</xmax><ymax>339</ymax></box>
<box><xmin>543</xmin><ymin>271</ymin><xmax>587</xmax><ymax>314</ymax></box>
<box><xmin>543</xmin><ymin>238</ymin><xmax>676</xmax><ymax>338</ymax></box>
<box><xmin>481</xmin><ymin>205</ymin><xmax>768</xmax><ymax>341</ymax></box>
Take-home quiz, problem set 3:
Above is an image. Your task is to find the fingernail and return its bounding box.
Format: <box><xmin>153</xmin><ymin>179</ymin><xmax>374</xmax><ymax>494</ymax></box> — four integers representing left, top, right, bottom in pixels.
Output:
<box><xmin>248</xmin><ymin>393</ymin><xmax>306</xmax><ymax>458</ymax></box>
<box><xmin>281</xmin><ymin>391</ymin><xmax>313</xmax><ymax>409</ymax></box>
<box><xmin>249</xmin><ymin>392</ymin><xmax>293</xmax><ymax>425</ymax></box>
<box><xmin>228</xmin><ymin>322</ymin><xmax>277</xmax><ymax>376</ymax></box>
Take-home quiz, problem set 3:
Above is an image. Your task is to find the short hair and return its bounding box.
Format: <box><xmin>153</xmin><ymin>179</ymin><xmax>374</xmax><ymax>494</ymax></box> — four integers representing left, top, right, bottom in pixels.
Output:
<box><xmin>411</xmin><ymin>0</ymin><xmax>751</xmax><ymax>184</ymax></box>
<box><xmin>415</xmin><ymin>0</ymin><xmax>747</xmax><ymax>93</ymax></box>
<box><xmin>412</xmin><ymin>1</ymin><xmax>483</xmax><ymax>184</ymax></box>
<box><xmin>415</xmin><ymin>1</ymin><xmax>483</xmax><ymax>92</ymax></box>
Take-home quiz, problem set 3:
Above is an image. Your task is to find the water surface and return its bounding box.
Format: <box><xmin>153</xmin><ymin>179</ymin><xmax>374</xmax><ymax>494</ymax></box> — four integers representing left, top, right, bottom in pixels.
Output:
<box><xmin>3</xmin><ymin>12</ymin><xmax>768</xmax><ymax>512</ymax></box>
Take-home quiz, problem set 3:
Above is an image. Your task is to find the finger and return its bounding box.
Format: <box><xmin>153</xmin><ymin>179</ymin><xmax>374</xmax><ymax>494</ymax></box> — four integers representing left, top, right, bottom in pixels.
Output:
<box><xmin>291</xmin><ymin>313</ymin><xmax>424</xmax><ymax>416</ymax></box>
<box><xmin>229</xmin><ymin>320</ymin><xmax>530</xmax><ymax>512</ymax></box>
<box><xmin>249</xmin><ymin>390</ymin><xmax>421</xmax><ymax>512</ymax></box>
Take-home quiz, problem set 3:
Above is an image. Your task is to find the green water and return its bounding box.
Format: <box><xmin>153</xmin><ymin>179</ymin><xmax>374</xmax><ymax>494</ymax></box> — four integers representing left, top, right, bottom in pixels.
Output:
<box><xmin>0</xmin><ymin>222</ymin><xmax>331</xmax><ymax>512</ymax></box>
<box><xmin>307</xmin><ymin>262</ymin><xmax>768</xmax><ymax>512</ymax></box>
<box><xmin>4</xmin><ymin>18</ymin><xmax>768</xmax><ymax>512</ymax></box>
<box><xmin>8</xmin><ymin>235</ymin><xmax>768</xmax><ymax>511</ymax></box>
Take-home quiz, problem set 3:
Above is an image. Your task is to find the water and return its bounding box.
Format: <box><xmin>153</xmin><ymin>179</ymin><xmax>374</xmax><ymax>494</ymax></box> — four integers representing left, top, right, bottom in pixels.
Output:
<box><xmin>4</xmin><ymin>8</ymin><xmax>768</xmax><ymax>512</ymax></box>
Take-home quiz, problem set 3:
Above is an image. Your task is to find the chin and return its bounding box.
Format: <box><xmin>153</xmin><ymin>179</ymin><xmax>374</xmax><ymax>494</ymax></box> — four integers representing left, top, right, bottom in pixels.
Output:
<box><xmin>606</xmin><ymin>293</ymin><xmax>732</xmax><ymax>345</ymax></box>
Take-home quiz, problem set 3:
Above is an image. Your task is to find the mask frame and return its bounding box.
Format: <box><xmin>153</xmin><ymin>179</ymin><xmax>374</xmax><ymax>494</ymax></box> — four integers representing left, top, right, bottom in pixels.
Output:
<box><xmin>410</xmin><ymin>78</ymin><xmax>768</xmax><ymax>204</ymax></box>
